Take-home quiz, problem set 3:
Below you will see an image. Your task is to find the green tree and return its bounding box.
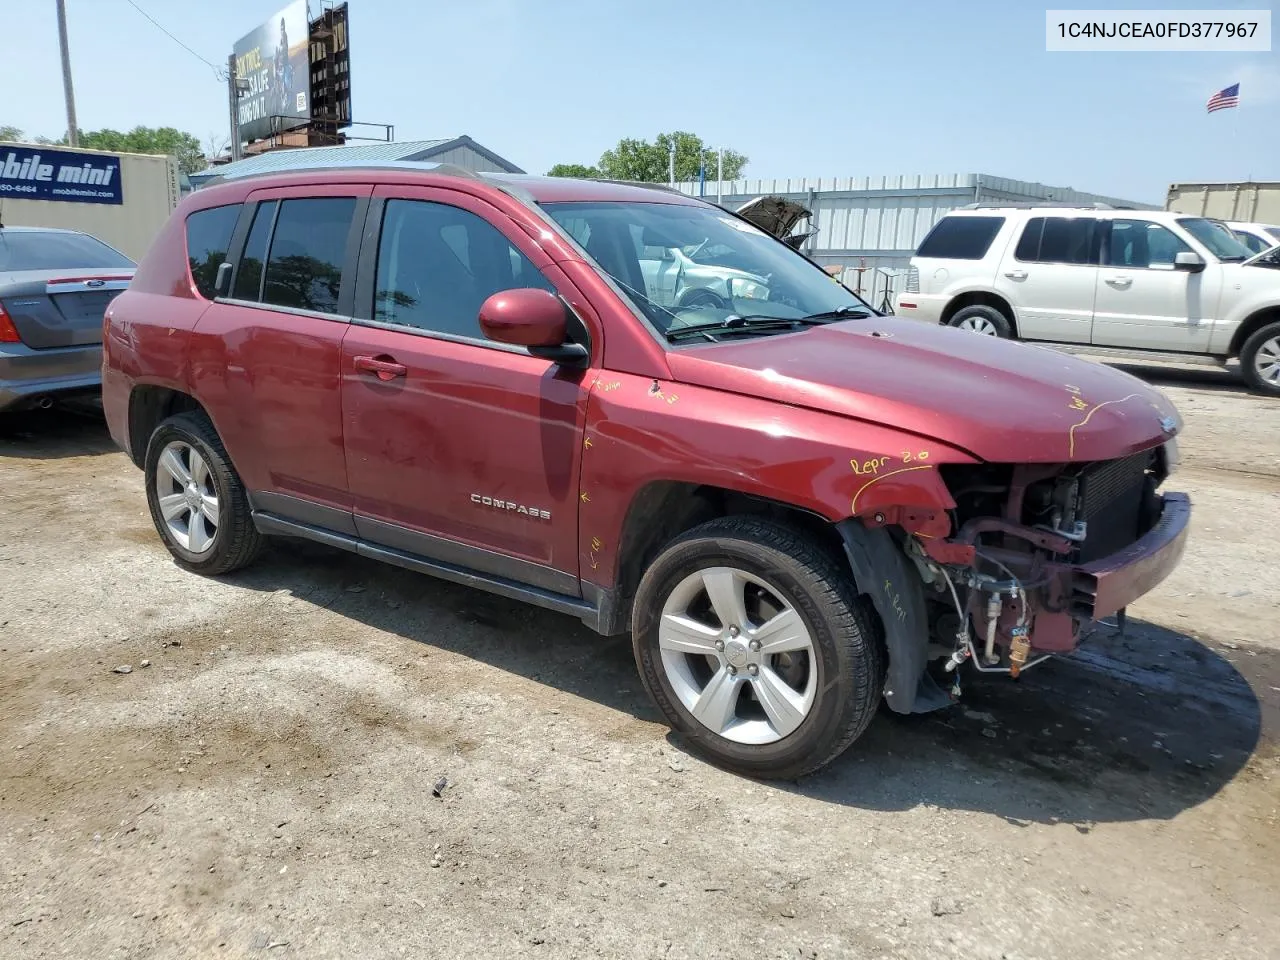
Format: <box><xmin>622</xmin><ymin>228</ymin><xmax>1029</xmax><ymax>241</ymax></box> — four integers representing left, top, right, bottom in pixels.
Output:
<box><xmin>550</xmin><ymin>131</ymin><xmax>747</xmax><ymax>184</ymax></box>
<box><xmin>76</xmin><ymin>126</ymin><xmax>206</xmax><ymax>175</ymax></box>
<box><xmin>1</xmin><ymin>124</ymin><xmax>208</xmax><ymax>173</ymax></box>
<box><xmin>546</xmin><ymin>162</ymin><xmax>601</xmax><ymax>179</ymax></box>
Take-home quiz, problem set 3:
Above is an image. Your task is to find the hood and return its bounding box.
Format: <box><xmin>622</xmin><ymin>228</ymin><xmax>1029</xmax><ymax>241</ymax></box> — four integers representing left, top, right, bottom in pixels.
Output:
<box><xmin>1241</xmin><ymin>247</ymin><xmax>1280</xmax><ymax>269</ymax></box>
<box><xmin>665</xmin><ymin>319</ymin><xmax>1180</xmax><ymax>464</ymax></box>
<box><xmin>735</xmin><ymin>196</ymin><xmax>814</xmax><ymax>248</ymax></box>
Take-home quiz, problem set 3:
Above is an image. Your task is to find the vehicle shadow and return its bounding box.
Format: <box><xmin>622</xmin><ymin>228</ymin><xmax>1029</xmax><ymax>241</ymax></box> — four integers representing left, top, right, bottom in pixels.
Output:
<box><xmin>0</xmin><ymin>403</ymin><xmax>118</xmax><ymax>460</ymax></box>
<box><xmin>1106</xmin><ymin>360</ymin><xmax>1250</xmax><ymax>395</ymax></box>
<box><xmin>224</xmin><ymin>538</ymin><xmax>1270</xmax><ymax>827</ymax></box>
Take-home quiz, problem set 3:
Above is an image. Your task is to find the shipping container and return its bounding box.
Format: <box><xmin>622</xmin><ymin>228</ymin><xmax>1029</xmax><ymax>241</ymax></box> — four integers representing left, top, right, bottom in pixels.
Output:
<box><xmin>0</xmin><ymin>142</ymin><xmax>180</xmax><ymax>261</ymax></box>
<box><xmin>1166</xmin><ymin>181</ymin><xmax>1280</xmax><ymax>223</ymax></box>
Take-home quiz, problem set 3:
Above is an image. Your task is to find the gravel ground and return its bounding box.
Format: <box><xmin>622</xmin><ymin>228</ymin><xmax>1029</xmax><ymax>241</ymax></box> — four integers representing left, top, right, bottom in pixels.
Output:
<box><xmin>1</xmin><ymin>368</ymin><xmax>1277</xmax><ymax>960</ymax></box>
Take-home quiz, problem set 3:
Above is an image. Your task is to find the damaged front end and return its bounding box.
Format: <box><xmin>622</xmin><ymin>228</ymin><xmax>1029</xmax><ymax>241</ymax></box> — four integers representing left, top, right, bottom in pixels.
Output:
<box><xmin>844</xmin><ymin>441</ymin><xmax>1191</xmax><ymax>713</ymax></box>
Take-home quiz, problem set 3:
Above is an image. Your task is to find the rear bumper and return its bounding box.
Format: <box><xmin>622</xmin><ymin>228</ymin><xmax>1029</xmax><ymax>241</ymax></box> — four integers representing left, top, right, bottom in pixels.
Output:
<box><xmin>1072</xmin><ymin>491</ymin><xmax>1191</xmax><ymax>620</ymax></box>
<box><xmin>893</xmin><ymin>292</ymin><xmax>947</xmax><ymax>324</ymax></box>
<box><xmin>0</xmin><ymin>342</ymin><xmax>102</xmax><ymax>411</ymax></box>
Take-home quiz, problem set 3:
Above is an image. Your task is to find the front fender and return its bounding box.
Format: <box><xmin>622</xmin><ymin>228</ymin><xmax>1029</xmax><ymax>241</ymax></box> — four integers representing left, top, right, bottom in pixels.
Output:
<box><xmin>577</xmin><ymin>374</ymin><xmax>974</xmax><ymax>588</ymax></box>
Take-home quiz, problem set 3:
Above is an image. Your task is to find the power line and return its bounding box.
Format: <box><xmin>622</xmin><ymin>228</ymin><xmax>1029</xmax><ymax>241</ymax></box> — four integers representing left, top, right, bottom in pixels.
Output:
<box><xmin>121</xmin><ymin>0</ymin><xmax>224</xmax><ymax>79</ymax></box>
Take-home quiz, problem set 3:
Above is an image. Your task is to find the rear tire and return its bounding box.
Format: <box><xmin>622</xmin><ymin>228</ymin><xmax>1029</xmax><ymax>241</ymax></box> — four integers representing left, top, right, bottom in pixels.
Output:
<box><xmin>144</xmin><ymin>411</ymin><xmax>264</xmax><ymax>575</ymax></box>
<box><xmin>631</xmin><ymin>516</ymin><xmax>884</xmax><ymax>780</ymax></box>
<box><xmin>947</xmin><ymin>303</ymin><xmax>1013</xmax><ymax>338</ymax></box>
<box><xmin>1240</xmin><ymin>320</ymin><xmax>1280</xmax><ymax>396</ymax></box>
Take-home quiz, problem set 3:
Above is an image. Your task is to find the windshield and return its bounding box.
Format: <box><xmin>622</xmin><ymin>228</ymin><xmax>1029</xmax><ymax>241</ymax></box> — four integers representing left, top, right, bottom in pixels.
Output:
<box><xmin>0</xmin><ymin>230</ymin><xmax>134</xmax><ymax>272</ymax></box>
<box><xmin>541</xmin><ymin>201</ymin><xmax>870</xmax><ymax>337</ymax></box>
<box><xmin>1176</xmin><ymin>218</ymin><xmax>1253</xmax><ymax>261</ymax></box>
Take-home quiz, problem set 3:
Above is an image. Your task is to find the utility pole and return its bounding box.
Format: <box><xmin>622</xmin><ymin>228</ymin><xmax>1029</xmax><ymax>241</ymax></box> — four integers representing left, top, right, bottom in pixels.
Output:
<box><xmin>227</xmin><ymin>54</ymin><xmax>244</xmax><ymax>162</ymax></box>
<box><xmin>668</xmin><ymin>140</ymin><xmax>676</xmax><ymax>186</ymax></box>
<box><xmin>55</xmin><ymin>0</ymin><xmax>79</xmax><ymax>146</ymax></box>
<box><xmin>717</xmin><ymin>149</ymin><xmax>724</xmax><ymax>205</ymax></box>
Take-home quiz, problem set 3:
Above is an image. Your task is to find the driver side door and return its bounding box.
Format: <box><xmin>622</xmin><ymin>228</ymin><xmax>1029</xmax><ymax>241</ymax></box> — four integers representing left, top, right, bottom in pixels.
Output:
<box><xmin>340</xmin><ymin>186</ymin><xmax>593</xmax><ymax>591</ymax></box>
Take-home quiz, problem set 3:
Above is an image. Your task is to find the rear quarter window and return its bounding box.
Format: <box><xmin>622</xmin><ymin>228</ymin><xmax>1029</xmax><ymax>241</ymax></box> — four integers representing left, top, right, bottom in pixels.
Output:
<box><xmin>916</xmin><ymin>216</ymin><xmax>1005</xmax><ymax>260</ymax></box>
<box><xmin>185</xmin><ymin>205</ymin><xmax>241</xmax><ymax>299</ymax></box>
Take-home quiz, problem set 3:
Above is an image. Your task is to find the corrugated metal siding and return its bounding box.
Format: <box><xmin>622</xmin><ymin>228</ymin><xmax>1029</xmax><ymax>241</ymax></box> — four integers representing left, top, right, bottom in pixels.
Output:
<box><xmin>421</xmin><ymin>145</ymin><xmax>510</xmax><ymax>174</ymax></box>
<box><xmin>676</xmin><ymin>172</ymin><xmax>1153</xmax><ymax>259</ymax></box>
<box><xmin>672</xmin><ymin>172</ymin><xmax>1152</xmax><ymax>314</ymax></box>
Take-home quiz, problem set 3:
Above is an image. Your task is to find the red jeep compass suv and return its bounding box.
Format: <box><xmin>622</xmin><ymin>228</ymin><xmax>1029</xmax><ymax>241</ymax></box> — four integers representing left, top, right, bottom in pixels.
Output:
<box><xmin>102</xmin><ymin>163</ymin><xmax>1190</xmax><ymax>779</ymax></box>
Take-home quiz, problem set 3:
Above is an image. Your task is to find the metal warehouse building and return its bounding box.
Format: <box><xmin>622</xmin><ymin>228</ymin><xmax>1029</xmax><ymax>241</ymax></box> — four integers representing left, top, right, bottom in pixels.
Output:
<box><xmin>674</xmin><ymin>174</ymin><xmax>1153</xmax><ymax>308</ymax></box>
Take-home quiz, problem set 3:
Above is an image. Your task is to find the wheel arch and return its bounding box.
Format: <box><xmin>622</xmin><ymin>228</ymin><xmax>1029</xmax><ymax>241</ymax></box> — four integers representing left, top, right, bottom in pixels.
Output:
<box><xmin>1228</xmin><ymin>304</ymin><xmax>1280</xmax><ymax>358</ymax></box>
<box><xmin>600</xmin><ymin>480</ymin><xmax>846</xmax><ymax>635</ymax></box>
<box><xmin>126</xmin><ymin>385</ymin><xmax>208</xmax><ymax>468</ymax></box>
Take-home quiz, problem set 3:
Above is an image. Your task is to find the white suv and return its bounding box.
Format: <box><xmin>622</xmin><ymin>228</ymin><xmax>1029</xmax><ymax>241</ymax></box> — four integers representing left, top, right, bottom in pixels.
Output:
<box><xmin>895</xmin><ymin>205</ymin><xmax>1280</xmax><ymax>396</ymax></box>
<box><xmin>1225</xmin><ymin>220</ymin><xmax>1280</xmax><ymax>256</ymax></box>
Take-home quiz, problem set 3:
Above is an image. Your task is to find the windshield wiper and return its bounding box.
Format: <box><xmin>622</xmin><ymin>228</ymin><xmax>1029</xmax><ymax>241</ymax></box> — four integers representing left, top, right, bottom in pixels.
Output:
<box><xmin>665</xmin><ymin>307</ymin><xmax>872</xmax><ymax>343</ymax></box>
<box><xmin>797</xmin><ymin>307</ymin><xmax>873</xmax><ymax>321</ymax></box>
<box><xmin>665</xmin><ymin>316</ymin><xmax>803</xmax><ymax>342</ymax></box>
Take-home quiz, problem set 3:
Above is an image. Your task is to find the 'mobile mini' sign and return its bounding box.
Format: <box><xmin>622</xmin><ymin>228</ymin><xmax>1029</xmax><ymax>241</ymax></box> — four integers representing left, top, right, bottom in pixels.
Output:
<box><xmin>0</xmin><ymin>146</ymin><xmax>124</xmax><ymax>205</ymax></box>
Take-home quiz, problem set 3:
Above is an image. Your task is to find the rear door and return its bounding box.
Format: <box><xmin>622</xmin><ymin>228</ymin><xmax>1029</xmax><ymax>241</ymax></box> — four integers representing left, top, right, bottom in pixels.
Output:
<box><xmin>993</xmin><ymin>216</ymin><xmax>1098</xmax><ymax>343</ymax></box>
<box><xmin>1090</xmin><ymin>218</ymin><xmax>1218</xmax><ymax>352</ymax></box>
<box><xmin>340</xmin><ymin>186</ymin><xmax>592</xmax><ymax>590</ymax></box>
<box><xmin>189</xmin><ymin>185</ymin><xmax>370</xmax><ymax>529</ymax></box>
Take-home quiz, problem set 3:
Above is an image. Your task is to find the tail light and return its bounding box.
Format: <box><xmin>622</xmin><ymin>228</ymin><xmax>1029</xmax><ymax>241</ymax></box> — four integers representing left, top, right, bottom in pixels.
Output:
<box><xmin>0</xmin><ymin>302</ymin><xmax>21</xmax><ymax>344</ymax></box>
<box><xmin>905</xmin><ymin>265</ymin><xmax>920</xmax><ymax>293</ymax></box>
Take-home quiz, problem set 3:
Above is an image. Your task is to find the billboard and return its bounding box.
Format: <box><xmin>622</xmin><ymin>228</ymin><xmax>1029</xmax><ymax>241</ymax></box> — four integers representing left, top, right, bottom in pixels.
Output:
<box><xmin>233</xmin><ymin>0</ymin><xmax>311</xmax><ymax>144</ymax></box>
<box><xmin>0</xmin><ymin>145</ymin><xmax>123</xmax><ymax>205</ymax></box>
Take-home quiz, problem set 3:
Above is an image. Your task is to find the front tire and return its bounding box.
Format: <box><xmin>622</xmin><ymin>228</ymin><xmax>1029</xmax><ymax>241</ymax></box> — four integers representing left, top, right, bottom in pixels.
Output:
<box><xmin>144</xmin><ymin>411</ymin><xmax>264</xmax><ymax>575</ymax></box>
<box><xmin>1240</xmin><ymin>320</ymin><xmax>1280</xmax><ymax>396</ymax></box>
<box><xmin>947</xmin><ymin>303</ymin><xmax>1013</xmax><ymax>338</ymax></box>
<box><xmin>632</xmin><ymin>517</ymin><xmax>884</xmax><ymax>779</ymax></box>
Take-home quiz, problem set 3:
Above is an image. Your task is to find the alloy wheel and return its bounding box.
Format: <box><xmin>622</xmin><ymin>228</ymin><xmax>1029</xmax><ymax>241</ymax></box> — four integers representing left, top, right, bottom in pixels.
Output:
<box><xmin>658</xmin><ymin>566</ymin><xmax>817</xmax><ymax>745</ymax></box>
<box><xmin>154</xmin><ymin>440</ymin><xmax>220</xmax><ymax>554</ymax></box>
<box><xmin>1254</xmin><ymin>336</ymin><xmax>1280</xmax><ymax>385</ymax></box>
<box><xmin>956</xmin><ymin>316</ymin><xmax>999</xmax><ymax>335</ymax></box>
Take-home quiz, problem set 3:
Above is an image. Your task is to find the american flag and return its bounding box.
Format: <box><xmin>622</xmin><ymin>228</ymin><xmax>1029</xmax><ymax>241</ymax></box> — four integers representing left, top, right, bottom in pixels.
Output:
<box><xmin>1207</xmin><ymin>83</ymin><xmax>1240</xmax><ymax>113</ymax></box>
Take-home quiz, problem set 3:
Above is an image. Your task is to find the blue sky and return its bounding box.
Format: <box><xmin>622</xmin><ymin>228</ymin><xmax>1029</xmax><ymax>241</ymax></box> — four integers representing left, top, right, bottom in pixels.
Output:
<box><xmin>7</xmin><ymin>0</ymin><xmax>1277</xmax><ymax>203</ymax></box>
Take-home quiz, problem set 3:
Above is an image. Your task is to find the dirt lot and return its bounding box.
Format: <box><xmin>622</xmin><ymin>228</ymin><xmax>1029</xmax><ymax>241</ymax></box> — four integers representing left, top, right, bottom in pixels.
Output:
<box><xmin>2</xmin><ymin>367</ymin><xmax>1278</xmax><ymax>960</ymax></box>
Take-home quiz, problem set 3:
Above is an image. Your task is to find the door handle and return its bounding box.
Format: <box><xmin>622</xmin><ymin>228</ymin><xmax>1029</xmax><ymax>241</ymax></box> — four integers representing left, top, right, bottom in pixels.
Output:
<box><xmin>1004</xmin><ymin>270</ymin><xmax>1028</xmax><ymax>281</ymax></box>
<box><xmin>1105</xmin><ymin>276</ymin><xmax>1133</xmax><ymax>288</ymax></box>
<box><xmin>353</xmin><ymin>355</ymin><xmax>407</xmax><ymax>381</ymax></box>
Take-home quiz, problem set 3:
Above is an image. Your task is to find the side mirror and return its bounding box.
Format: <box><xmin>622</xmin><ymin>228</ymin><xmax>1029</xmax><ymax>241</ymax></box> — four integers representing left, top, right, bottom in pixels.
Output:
<box><xmin>1173</xmin><ymin>251</ymin><xmax>1206</xmax><ymax>273</ymax></box>
<box><xmin>478</xmin><ymin>288</ymin><xmax>588</xmax><ymax>363</ymax></box>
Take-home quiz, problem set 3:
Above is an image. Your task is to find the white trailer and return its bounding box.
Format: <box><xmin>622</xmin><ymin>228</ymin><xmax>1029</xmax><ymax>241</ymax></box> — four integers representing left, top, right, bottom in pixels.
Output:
<box><xmin>1166</xmin><ymin>181</ymin><xmax>1280</xmax><ymax>223</ymax></box>
<box><xmin>0</xmin><ymin>142</ymin><xmax>180</xmax><ymax>261</ymax></box>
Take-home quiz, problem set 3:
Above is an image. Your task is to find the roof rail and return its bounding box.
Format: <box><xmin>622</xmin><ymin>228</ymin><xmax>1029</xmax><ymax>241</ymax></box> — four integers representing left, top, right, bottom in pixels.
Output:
<box><xmin>958</xmin><ymin>200</ymin><xmax>1136</xmax><ymax>211</ymax></box>
<box><xmin>592</xmin><ymin>179</ymin><xmax>686</xmax><ymax>195</ymax></box>
<box><xmin>197</xmin><ymin>160</ymin><xmax>482</xmax><ymax>187</ymax></box>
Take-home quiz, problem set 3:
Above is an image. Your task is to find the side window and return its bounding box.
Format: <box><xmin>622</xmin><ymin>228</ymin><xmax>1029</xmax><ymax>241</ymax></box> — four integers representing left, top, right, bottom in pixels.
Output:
<box><xmin>373</xmin><ymin>199</ymin><xmax>554</xmax><ymax>339</ymax></box>
<box><xmin>185</xmin><ymin>205</ymin><xmax>241</xmax><ymax>300</ymax></box>
<box><xmin>1035</xmin><ymin>217</ymin><xmax>1095</xmax><ymax>265</ymax></box>
<box><xmin>1233</xmin><ymin>229</ymin><xmax>1269</xmax><ymax>255</ymax></box>
<box><xmin>232</xmin><ymin>200</ymin><xmax>276</xmax><ymax>301</ymax></box>
<box><xmin>916</xmin><ymin>216</ymin><xmax>1005</xmax><ymax>260</ymax></box>
<box><xmin>1104</xmin><ymin>219</ymin><xmax>1190</xmax><ymax>268</ymax></box>
<box><xmin>260</xmin><ymin>197</ymin><xmax>357</xmax><ymax>314</ymax></box>
<box><xmin>1014</xmin><ymin>217</ymin><xmax>1045</xmax><ymax>261</ymax></box>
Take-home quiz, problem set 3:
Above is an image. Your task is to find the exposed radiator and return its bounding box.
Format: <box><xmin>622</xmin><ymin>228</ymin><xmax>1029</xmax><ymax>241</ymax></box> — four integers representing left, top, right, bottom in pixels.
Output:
<box><xmin>1076</xmin><ymin>451</ymin><xmax>1153</xmax><ymax>562</ymax></box>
